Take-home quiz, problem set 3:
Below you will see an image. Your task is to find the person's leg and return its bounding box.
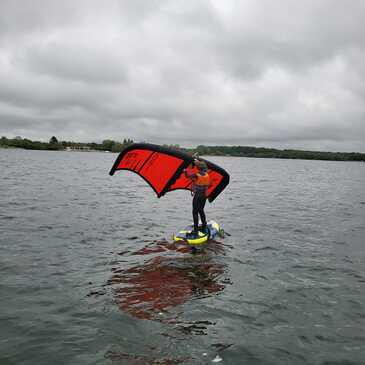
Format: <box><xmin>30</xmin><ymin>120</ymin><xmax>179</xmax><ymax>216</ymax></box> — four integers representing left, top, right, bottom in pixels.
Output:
<box><xmin>198</xmin><ymin>196</ymin><xmax>207</xmax><ymax>232</ymax></box>
<box><xmin>192</xmin><ymin>194</ymin><xmax>200</xmax><ymax>234</ymax></box>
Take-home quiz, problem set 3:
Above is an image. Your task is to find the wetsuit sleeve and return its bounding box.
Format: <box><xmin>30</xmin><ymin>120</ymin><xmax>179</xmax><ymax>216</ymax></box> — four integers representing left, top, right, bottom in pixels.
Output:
<box><xmin>184</xmin><ymin>169</ymin><xmax>197</xmax><ymax>180</ymax></box>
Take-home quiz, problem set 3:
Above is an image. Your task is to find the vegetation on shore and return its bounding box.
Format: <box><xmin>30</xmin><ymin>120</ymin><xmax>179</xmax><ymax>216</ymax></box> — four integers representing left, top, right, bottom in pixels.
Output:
<box><xmin>194</xmin><ymin>145</ymin><xmax>365</xmax><ymax>162</ymax></box>
<box><xmin>0</xmin><ymin>136</ymin><xmax>134</xmax><ymax>152</ymax></box>
<box><xmin>1</xmin><ymin>136</ymin><xmax>364</xmax><ymax>162</ymax></box>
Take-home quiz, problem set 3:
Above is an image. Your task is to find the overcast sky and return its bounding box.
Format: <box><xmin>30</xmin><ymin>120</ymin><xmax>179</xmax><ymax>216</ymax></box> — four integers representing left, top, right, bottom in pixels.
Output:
<box><xmin>1</xmin><ymin>0</ymin><xmax>365</xmax><ymax>151</ymax></box>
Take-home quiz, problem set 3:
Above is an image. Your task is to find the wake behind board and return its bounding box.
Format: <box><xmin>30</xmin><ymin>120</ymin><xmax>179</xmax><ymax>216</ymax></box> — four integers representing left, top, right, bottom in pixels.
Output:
<box><xmin>173</xmin><ymin>220</ymin><xmax>223</xmax><ymax>246</ymax></box>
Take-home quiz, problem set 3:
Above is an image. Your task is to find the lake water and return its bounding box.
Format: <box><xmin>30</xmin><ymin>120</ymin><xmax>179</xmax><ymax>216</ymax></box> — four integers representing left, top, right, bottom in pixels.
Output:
<box><xmin>1</xmin><ymin>149</ymin><xmax>365</xmax><ymax>365</ymax></box>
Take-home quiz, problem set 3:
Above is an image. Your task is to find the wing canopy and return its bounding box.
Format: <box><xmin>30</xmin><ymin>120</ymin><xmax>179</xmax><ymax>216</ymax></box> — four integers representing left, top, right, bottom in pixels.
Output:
<box><xmin>109</xmin><ymin>143</ymin><xmax>229</xmax><ymax>202</ymax></box>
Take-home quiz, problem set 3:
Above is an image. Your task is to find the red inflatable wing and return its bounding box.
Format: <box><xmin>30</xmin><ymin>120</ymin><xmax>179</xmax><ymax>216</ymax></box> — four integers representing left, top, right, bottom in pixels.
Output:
<box><xmin>109</xmin><ymin>143</ymin><xmax>229</xmax><ymax>202</ymax></box>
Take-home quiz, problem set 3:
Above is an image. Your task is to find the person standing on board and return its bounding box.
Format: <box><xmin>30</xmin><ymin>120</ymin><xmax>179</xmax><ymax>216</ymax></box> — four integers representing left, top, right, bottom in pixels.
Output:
<box><xmin>184</xmin><ymin>158</ymin><xmax>211</xmax><ymax>238</ymax></box>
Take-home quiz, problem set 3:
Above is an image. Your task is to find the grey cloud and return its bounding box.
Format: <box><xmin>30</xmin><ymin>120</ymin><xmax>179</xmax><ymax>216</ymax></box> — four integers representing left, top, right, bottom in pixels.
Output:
<box><xmin>0</xmin><ymin>0</ymin><xmax>82</xmax><ymax>41</ymax></box>
<box><xmin>0</xmin><ymin>0</ymin><xmax>365</xmax><ymax>152</ymax></box>
<box><xmin>18</xmin><ymin>41</ymin><xmax>128</xmax><ymax>84</ymax></box>
<box><xmin>201</xmin><ymin>1</ymin><xmax>365</xmax><ymax>82</ymax></box>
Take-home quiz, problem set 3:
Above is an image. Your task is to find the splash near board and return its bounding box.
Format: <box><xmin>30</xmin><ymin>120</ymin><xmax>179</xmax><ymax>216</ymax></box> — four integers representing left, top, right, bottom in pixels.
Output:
<box><xmin>109</xmin><ymin>143</ymin><xmax>229</xmax><ymax>202</ymax></box>
<box><xmin>173</xmin><ymin>220</ymin><xmax>224</xmax><ymax>246</ymax></box>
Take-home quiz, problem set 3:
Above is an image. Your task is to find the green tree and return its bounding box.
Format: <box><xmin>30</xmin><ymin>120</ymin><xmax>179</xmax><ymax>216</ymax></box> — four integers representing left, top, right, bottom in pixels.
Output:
<box><xmin>102</xmin><ymin>139</ymin><xmax>115</xmax><ymax>151</ymax></box>
<box><xmin>0</xmin><ymin>136</ymin><xmax>8</xmax><ymax>146</ymax></box>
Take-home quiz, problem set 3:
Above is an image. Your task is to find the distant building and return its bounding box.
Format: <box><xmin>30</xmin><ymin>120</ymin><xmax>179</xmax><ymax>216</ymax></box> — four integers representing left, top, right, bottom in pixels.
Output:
<box><xmin>65</xmin><ymin>146</ymin><xmax>92</xmax><ymax>152</ymax></box>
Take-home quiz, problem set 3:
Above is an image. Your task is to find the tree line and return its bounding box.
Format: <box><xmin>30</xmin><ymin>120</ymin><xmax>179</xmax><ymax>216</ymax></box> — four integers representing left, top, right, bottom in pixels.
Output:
<box><xmin>0</xmin><ymin>136</ymin><xmax>134</xmax><ymax>153</ymax></box>
<box><xmin>1</xmin><ymin>136</ymin><xmax>364</xmax><ymax>161</ymax></box>
<box><xmin>194</xmin><ymin>145</ymin><xmax>365</xmax><ymax>162</ymax></box>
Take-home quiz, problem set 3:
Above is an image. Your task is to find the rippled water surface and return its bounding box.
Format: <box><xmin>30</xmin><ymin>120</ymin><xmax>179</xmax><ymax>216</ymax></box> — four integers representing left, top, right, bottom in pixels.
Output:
<box><xmin>1</xmin><ymin>149</ymin><xmax>365</xmax><ymax>365</ymax></box>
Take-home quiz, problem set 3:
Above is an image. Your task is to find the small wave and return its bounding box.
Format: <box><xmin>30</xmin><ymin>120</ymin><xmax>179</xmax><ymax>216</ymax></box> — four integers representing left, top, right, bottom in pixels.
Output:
<box><xmin>176</xmin><ymin>320</ymin><xmax>216</xmax><ymax>336</ymax></box>
<box><xmin>211</xmin><ymin>343</ymin><xmax>233</xmax><ymax>352</ymax></box>
<box><xmin>105</xmin><ymin>351</ymin><xmax>189</xmax><ymax>364</ymax></box>
<box><xmin>86</xmin><ymin>289</ymin><xmax>106</xmax><ymax>297</ymax></box>
<box><xmin>318</xmin><ymin>360</ymin><xmax>362</xmax><ymax>365</ymax></box>
<box><xmin>0</xmin><ymin>215</ymin><xmax>16</xmax><ymax>220</ymax></box>
<box><xmin>291</xmin><ymin>264</ymin><xmax>337</xmax><ymax>273</ymax></box>
<box><xmin>256</xmin><ymin>274</ymin><xmax>269</xmax><ymax>280</ymax></box>
<box><xmin>254</xmin><ymin>246</ymin><xmax>279</xmax><ymax>252</ymax></box>
<box><xmin>38</xmin><ymin>225</ymin><xmax>54</xmax><ymax>231</ymax></box>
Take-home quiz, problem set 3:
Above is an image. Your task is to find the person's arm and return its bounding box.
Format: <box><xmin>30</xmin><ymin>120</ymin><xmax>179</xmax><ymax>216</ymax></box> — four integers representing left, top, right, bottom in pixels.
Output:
<box><xmin>184</xmin><ymin>168</ymin><xmax>196</xmax><ymax>180</ymax></box>
<box><xmin>206</xmin><ymin>173</ymin><xmax>213</xmax><ymax>197</ymax></box>
<box><xmin>184</xmin><ymin>161</ymin><xmax>198</xmax><ymax>179</ymax></box>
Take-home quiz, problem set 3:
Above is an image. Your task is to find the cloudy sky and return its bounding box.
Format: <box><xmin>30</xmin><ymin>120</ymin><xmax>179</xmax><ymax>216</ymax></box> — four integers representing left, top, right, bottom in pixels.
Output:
<box><xmin>1</xmin><ymin>0</ymin><xmax>365</xmax><ymax>151</ymax></box>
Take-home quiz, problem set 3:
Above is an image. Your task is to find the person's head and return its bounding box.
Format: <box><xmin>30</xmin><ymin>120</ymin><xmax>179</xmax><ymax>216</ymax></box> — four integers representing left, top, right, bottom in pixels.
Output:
<box><xmin>194</xmin><ymin>159</ymin><xmax>208</xmax><ymax>172</ymax></box>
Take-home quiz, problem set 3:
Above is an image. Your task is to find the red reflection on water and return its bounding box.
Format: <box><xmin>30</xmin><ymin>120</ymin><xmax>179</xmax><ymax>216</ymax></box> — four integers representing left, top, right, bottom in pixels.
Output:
<box><xmin>107</xmin><ymin>241</ymin><xmax>227</xmax><ymax>320</ymax></box>
<box><xmin>130</xmin><ymin>241</ymin><xmax>190</xmax><ymax>256</ymax></box>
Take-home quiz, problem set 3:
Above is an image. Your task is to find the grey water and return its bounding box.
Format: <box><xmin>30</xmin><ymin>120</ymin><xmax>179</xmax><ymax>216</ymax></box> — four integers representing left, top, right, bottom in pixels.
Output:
<box><xmin>1</xmin><ymin>149</ymin><xmax>364</xmax><ymax>365</ymax></box>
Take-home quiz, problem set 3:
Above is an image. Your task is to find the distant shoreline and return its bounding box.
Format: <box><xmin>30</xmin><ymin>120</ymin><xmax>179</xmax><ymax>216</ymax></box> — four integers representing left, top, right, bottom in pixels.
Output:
<box><xmin>1</xmin><ymin>137</ymin><xmax>364</xmax><ymax>162</ymax></box>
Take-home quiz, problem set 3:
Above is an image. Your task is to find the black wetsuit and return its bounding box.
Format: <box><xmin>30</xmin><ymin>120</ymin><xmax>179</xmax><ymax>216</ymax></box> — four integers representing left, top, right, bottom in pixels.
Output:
<box><xmin>184</xmin><ymin>167</ymin><xmax>209</xmax><ymax>234</ymax></box>
<box><xmin>192</xmin><ymin>190</ymin><xmax>207</xmax><ymax>233</ymax></box>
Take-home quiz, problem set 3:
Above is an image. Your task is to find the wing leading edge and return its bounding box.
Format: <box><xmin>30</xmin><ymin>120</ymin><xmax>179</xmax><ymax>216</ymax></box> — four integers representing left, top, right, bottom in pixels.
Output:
<box><xmin>109</xmin><ymin>143</ymin><xmax>229</xmax><ymax>202</ymax></box>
